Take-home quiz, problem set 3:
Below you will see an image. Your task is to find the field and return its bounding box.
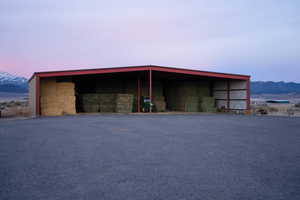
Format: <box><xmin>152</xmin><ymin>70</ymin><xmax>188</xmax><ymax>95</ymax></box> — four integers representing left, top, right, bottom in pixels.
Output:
<box><xmin>0</xmin><ymin>114</ymin><xmax>299</xmax><ymax>200</ymax></box>
<box><xmin>251</xmin><ymin>94</ymin><xmax>300</xmax><ymax>117</ymax></box>
<box><xmin>0</xmin><ymin>92</ymin><xmax>29</xmax><ymax>118</ymax></box>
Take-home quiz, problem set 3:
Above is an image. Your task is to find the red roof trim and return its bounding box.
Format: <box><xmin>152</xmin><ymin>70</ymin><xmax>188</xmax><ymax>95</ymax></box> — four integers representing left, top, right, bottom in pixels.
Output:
<box><xmin>29</xmin><ymin>65</ymin><xmax>250</xmax><ymax>81</ymax></box>
<box><xmin>150</xmin><ymin>65</ymin><xmax>249</xmax><ymax>80</ymax></box>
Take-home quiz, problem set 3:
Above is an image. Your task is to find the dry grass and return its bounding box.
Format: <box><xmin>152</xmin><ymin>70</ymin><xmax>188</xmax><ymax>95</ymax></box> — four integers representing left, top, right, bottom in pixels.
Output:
<box><xmin>0</xmin><ymin>101</ymin><xmax>30</xmax><ymax>118</ymax></box>
<box><xmin>251</xmin><ymin>103</ymin><xmax>300</xmax><ymax>117</ymax></box>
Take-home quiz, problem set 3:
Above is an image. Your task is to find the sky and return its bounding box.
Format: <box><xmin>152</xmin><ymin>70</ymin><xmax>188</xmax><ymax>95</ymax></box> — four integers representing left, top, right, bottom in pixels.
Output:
<box><xmin>0</xmin><ymin>0</ymin><xmax>299</xmax><ymax>81</ymax></box>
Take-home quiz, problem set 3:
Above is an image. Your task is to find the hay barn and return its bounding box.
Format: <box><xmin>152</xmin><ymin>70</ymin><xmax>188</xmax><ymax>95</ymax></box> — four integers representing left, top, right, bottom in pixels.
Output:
<box><xmin>28</xmin><ymin>65</ymin><xmax>250</xmax><ymax>116</ymax></box>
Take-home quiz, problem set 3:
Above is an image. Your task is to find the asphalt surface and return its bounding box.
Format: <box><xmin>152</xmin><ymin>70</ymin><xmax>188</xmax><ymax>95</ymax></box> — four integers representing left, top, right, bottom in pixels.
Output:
<box><xmin>0</xmin><ymin>114</ymin><xmax>300</xmax><ymax>200</ymax></box>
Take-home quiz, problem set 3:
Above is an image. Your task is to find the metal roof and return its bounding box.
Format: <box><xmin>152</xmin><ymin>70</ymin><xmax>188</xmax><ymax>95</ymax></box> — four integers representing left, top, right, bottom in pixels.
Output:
<box><xmin>29</xmin><ymin>65</ymin><xmax>250</xmax><ymax>82</ymax></box>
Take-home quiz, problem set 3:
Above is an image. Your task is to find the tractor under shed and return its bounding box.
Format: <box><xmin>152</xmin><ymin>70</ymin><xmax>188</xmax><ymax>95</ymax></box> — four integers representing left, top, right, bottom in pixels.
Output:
<box><xmin>28</xmin><ymin>65</ymin><xmax>251</xmax><ymax>116</ymax></box>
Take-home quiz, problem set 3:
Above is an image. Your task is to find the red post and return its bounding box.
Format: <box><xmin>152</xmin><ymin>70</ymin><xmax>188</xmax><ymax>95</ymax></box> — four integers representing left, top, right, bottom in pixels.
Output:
<box><xmin>149</xmin><ymin>68</ymin><xmax>152</xmax><ymax>112</ymax></box>
<box><xmin>137</xmin><ymin>75</ymin><xmax>141</xmax><ymax>112</ymax></box>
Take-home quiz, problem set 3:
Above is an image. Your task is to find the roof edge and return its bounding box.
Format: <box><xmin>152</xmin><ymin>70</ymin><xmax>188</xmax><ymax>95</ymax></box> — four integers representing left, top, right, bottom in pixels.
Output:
<box><xmin>29</xmin><ymin>65</ymin><xmax>250</xmax><ymax>82</ymax></box>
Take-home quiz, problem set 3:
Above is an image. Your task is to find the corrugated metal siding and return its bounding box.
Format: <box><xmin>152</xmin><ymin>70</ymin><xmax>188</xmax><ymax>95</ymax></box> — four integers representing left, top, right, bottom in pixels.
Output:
<box><xmin>213</xmin><ymin>80</ymin><xmax>248</xmax><ymax>110</ymax></box>
<box><xmin>28</xmin><ymin>76</ymin><xmax>36</xmax><ymax>116</ymax></box>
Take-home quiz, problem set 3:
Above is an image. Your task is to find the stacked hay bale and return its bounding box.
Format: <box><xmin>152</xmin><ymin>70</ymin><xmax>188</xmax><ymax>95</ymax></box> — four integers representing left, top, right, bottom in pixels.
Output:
<box><xmin>200</xmin><ymin>97</ymin><xmax>217</xmax><ymax>112</ymax></box>
<box><xmin>166</xmin><ymin>81</ymin><xmax>200</xmax><ymax>112</ymax></box>
<box><xmin>165</xmin><ymin>81</ymin><xmax>216</xmax><ymax>112</ymax></box>
<box><xmin>152</xmin><ymin>81</ymin><xmax>166</xmax><ymax>112</ymax></box>
<box><xmin>40</xmin><ymin>78</ymin><xmax>76</xmax><ymax>116</ymax></box>
<box><xmin>40</xmin><ymin>78</ymin><xmax>61</xmax><ymax>116</ymax></box>
<box><xmin>115</xmin><ymin>94</ymin><xmax>134</xmax><ymax>113</ymax></box>
<box><xmin>99</xmin><ymin>94</ymin><xmax>116</xmax><ymax>112</ymax></box>
<box><xmin>79</xmin><ymin>93</ymin><xmax>134</xmax><ymax>113</ymax></box>
<box><xmin>127</xmin><ymin>81</ymin><xmax>138</xmax><ymax>112</ymax></box>
<box><xmin>56</xmin><ymin>82</ymin><xmax>76</xmax><ymax>115</ymax></box>
<box><xmin>184</xmin><ymin>96</ymin><xmax>199</xmax><ymax>112</ymax></box>
<box><xmin>80</xmin><ymin>94</ymin><xmax>100</xmax><ymax>113</ymax></box>
<box><xmin>198</xmin><ymin>82</ymin><xmax>214</xmax><ymax>112</ymax></box>
<box><xmin>153</xmin><ymin>96</ymin><xmax>166</xmax><ymax>112</ymax></box>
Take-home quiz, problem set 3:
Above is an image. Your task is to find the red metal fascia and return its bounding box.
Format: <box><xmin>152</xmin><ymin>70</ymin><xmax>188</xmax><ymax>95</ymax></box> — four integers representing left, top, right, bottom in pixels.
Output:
<box><xmin>33</xmin><ymin>65</ymin><xmax>249</xmax><ymax>80</ymax></box>
<box><xmin>37</xmin><ymin>66</ymin><xmax>150</xmax><ymax>78</ymax></box>
<box><xmin>151</xmin><ymin>66</ymin><xmax>249</xmax><ymax>80</ymax></box>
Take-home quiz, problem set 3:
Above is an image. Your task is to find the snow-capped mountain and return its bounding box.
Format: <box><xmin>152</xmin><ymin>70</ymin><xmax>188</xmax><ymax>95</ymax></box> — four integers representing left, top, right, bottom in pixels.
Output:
<box><xmin>0</xmin><ymin>71</ymin><xmax>28</xmax><ymax>93</ymax></box>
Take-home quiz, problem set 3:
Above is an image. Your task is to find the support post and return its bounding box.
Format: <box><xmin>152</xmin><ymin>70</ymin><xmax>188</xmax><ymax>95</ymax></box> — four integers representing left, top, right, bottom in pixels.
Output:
<box><xmin>36</xmin><ymin>76</ymin><xmax>41</xmax><ymax>116</ymax></box>
<box><xmin>137</xmin><ymin>75</ymin><xmax>141</xmax><ymax>112</ymax></box>
<box><xmin>149</xmin><ymin>68</ymin><xmax>152</xmax><ymax>112</ymax></box>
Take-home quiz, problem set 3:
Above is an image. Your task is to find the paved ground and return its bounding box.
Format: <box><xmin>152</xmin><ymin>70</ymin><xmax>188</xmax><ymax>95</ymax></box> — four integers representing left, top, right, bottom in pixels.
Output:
<box><xmin>0</xmin><ymin>114</ymin><xmax>300</xmax><ymax>200</ymax></box>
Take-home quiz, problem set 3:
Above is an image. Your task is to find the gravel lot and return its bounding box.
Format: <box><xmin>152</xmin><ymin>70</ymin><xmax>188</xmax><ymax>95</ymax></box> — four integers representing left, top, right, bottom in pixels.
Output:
<box><xmin>1</xmin><ymin>114</ymin><xmax>300</xmax><ymax>200</ymax></box>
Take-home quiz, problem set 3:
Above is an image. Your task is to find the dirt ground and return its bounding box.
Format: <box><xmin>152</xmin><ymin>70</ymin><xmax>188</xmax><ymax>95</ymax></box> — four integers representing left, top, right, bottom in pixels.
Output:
<box><xmin>1</xmin><ymin>96</ymin><xmax>300</xmax><ymax>119</ymax></box>
<box><xmin>0</xmin><ymin>100</ymin><xmax>30</xmax><ymax>118</ymax></box>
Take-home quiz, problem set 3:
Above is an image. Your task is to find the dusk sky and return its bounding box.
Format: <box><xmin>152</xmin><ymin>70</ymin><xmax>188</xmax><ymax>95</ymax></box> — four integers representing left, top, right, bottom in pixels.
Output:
<box><xmin>0</xmin><ymin>0</ymin><xmax>299</xmax><ymax>81</ymax></box>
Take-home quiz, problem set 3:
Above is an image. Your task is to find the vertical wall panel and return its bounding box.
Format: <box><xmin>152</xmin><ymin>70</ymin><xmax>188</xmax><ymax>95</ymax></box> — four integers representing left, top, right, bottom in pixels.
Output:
<box><xmin>213</xmin><ymin>91</ymin><xmax>227</xmax><ymax>99</ymax></box>
<box><xmin>213</xmin><ymin>79</ymin><xmax>248</xmax><ymax>111</ymax></box>
<box><xmin>230</xmin><ymin>80</ymin><xmax>247</xmax><ymax>89</ymax></box>
<box><xmin>216</xmin><ymin>100</ymin><xmax>228</xmax><ymax>109</ymax></box>
<box><xmin>230</xmin><ymin>101</ymin><xmax>247</xmax><ymax>110</ymax></box>
<box><xmin>214</xmin><ymin>81</ymin><xmax>227</xmax><ymax>90</ymax></box>
<box><xmin>229</xmin><ymin>90</ymin><xmax>247</xmax><ymax>99</ymax></box>
<box><xmin>28</xmin><ymin>76</ymin><xmax>36</xmax><ymax>116</ymax></box>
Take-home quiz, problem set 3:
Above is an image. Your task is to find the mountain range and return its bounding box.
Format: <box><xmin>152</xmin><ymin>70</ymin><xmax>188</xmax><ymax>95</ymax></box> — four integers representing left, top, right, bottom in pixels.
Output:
<box><xmin>251</xmin><ymin>81</ymin><xmax>300</xmax><ymax>94</ymax></box>
<box><xmin>0</xmin><ymin>71</ymin><xmax>28</xmax><ymax>93</ymax></box>
<box><xmin>0</xmin><ymin>71</ymin><xmax>300</xmax><ymax>95</ymax></box>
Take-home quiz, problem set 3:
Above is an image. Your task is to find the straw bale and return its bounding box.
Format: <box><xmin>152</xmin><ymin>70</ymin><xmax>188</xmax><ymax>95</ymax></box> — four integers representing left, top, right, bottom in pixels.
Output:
<box><xmin>41</xmin><ymin>78</ymin><xmax>57</xmax><ymax>96</ymax></box>
<box><xmin>56</xmin><ymin>82</ymin><xmax>75</xmax><ymax>96</ymax></box>
<box><xmin>83</xmin><ymin>105</ymin><xmax>99</xmax><ymax>113</ymax></box>
<box><xmin>200</xmin><ymin>97</ymin><xmax>216</xmax><ymax>112</ymax></box>
<box><xmin>41</xmin><ymin>108</ymin><xmax>62</xmax><ymax>116</ymax></box>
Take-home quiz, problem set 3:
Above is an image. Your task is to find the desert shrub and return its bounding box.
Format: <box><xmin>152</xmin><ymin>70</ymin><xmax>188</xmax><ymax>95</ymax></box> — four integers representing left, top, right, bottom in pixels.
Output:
<box><xmin>268</xmin><ymin>107</ymin><xmax>279</xmax><ymax>112</ymax></box>
<box><xmin>287</xmin><ymin>108</ymin><xmax>295</xmax><ymax>116</ymax></box>
<box><xmin>251</xmin><ymin>105</ymin><xmax>268</xmax><ymax>115</ymax></box>
<box><xmin>0</xmin><ymin>105</ymin><xmax>30</xmax><ymax>118</ymax></box>
<box><xmin>14</xmin><ymin>101</ymin><xmax>22</xmax><ymax>106</ymax></box>
<box><xmin>257</xmin><ymin>108</ymin><xmax>268</xmax><ymax>115</ymax></box>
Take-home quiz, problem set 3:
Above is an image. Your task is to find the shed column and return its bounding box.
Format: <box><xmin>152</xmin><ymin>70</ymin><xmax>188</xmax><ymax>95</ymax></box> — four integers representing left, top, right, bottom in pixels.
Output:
<box><xmin>149</xmin><ymin>68</ymin><xmax>152</xmax><ymax>112</ymax></box>
<box><xmin>137</xmin><ymin>75</ymin><xmax>141</xmax><ymax>112</ymax></box>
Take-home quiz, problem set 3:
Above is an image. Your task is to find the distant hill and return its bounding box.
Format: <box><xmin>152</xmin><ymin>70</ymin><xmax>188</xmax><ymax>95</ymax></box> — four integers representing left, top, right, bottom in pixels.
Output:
<box><xmin>251</xmin><ymin>81</ymin><xmax>300</xmax><ymax>94</ymax></box>
<box><xmin>0</xmin><ymin>71</ymin><xmax>28</xmax><ymax>93</ymax></box>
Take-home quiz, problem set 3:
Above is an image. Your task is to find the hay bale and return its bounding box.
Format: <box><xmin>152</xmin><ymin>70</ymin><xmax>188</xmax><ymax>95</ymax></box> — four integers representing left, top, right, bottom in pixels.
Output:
<box><xmin>80</xmin><ymin>94</ymin><xmax>101</xmax><ymax>112</ymax></box>
<box><xmin>83</xmin><ymin>105</ymin><xmax>99</xmax><ymax>113</ymax></box>
<box><xmin>115</xmin><ymin>94</ymin><xmax>133</xmax><ymax>113</ymax></box>
<box><xmin>56</xmin><ymin>82</ymin><xmax>75</xmax><ymax>96</ymax></box>
<box><xmin>40</xmin><ymin>80</ymin><xmax>76</xmax><ymax>116</ymax></box>
<box><xmin>153</xmin><ymin>95</ymin><xmax>166</xmax><ymax>112</ymax></box>
<box><xmin>200</xmin><ymin>97</ymin><xmax>217</xmax><ymax>112</ymax></box>
<box><xmin>41</xmin><ymin>78</ymin><xmax>57</xmax><ymax>96</ymax></box>
<box><xmin>57</xmin><ymin>95</ymin><xmax>76</xmax><ymax>115</ymax></box>
<box><xmin>79</xmin><ymin>93</ymin><xmax>134</xmax><ymax>113</ymax></box>
<box><xmin>41</xmin><ymin>96</ymin><xmax>63</xmax><ymax>116</ymax></box>
<box><xmin>183</xmin><ymin>96</ymin><xmax>200</xmax><ymax>112</ymax></box>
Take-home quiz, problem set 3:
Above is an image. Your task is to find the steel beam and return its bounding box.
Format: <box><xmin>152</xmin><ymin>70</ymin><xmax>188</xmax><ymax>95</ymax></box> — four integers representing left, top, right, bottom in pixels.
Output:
<box><xmin>149</xmin><ymin>69</ymin><xmax>152</xmax><ymax>112</ymax></box>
